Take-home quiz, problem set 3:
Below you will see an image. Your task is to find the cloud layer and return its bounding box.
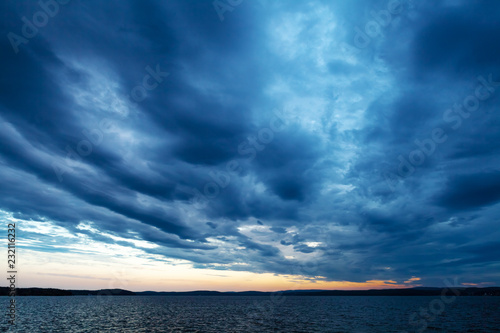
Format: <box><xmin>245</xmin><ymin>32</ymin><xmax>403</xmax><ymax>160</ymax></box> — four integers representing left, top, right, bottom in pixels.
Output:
<box><xmin>1</xmin><ymin>0</ymin><xmax>499</xmax><ymax>287</ymax></box>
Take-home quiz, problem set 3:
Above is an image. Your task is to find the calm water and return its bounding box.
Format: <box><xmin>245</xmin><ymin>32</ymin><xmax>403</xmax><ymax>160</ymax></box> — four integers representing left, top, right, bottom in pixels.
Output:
<box><xmin>0</xmin><ymin>296</ymin><xmax>498</xmax><ymax>332</ymax></box>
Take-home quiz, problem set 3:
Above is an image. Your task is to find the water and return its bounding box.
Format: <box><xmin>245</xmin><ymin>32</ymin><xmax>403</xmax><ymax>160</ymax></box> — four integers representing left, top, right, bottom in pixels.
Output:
<box><xmin>0</xmin><ymin>296</ymin><xmax>498</xmax><ymax>332</ymax></box>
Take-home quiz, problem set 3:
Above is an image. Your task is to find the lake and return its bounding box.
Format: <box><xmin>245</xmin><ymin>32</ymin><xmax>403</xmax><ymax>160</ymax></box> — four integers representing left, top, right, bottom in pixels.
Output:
<box><xmin>1</xmin><ymin>296</ymin><xmax>498</xmax><ymax>332</ymax></box>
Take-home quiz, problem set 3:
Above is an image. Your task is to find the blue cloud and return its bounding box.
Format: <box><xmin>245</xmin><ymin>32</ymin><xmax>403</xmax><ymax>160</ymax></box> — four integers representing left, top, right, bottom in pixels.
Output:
<box><xmin>0</xmin><ymin>0</ymin><xmax>499</xmax><ymax>286</ymax></box>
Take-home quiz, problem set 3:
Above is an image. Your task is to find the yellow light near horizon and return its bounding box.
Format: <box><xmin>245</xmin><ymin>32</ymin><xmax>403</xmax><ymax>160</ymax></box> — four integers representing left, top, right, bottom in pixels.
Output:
<box><xmin>16</xmin><ymin>248</ymin><xmax>418</xmax><ymax>292</ymax></box>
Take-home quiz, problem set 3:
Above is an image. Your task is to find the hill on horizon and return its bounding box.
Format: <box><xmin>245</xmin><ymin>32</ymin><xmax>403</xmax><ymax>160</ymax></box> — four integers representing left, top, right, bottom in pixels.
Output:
<box><xmin>1</xmin><ymin>286</ymin><xmax>499</xmax><ymax>297</ymax></box>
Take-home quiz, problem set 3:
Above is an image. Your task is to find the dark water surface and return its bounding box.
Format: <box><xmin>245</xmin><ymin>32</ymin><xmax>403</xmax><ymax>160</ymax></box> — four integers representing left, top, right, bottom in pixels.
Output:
<box><xmin>1</xmin><ymin>296</ymin><xmax>498</xmax><ymax>332</ymax></box>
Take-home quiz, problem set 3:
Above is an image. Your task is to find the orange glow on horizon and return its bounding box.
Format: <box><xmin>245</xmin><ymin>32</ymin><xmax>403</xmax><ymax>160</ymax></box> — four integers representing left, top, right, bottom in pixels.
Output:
<box><xmin>17</xmin><ymin>248</ymin><xmax>424</xmax><ymax>293</ymax></box>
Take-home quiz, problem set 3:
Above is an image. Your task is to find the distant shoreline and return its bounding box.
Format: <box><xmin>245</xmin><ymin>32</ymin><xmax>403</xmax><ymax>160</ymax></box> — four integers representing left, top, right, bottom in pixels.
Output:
<box><xmin>1</xmin><ymin>287</ymin><xmax>499</xmax><ymax>296</ymax></box>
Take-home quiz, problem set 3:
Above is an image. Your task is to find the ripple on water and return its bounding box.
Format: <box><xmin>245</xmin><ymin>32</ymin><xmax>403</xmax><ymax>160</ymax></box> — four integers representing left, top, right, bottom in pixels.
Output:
<box><xmin>0</xmin><ymin>296</ymin><xmax>498</xmax><ymax>332</ymax></box>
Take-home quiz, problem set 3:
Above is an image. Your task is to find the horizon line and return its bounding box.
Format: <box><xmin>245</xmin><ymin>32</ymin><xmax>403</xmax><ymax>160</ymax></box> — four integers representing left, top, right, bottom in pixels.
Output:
<box><xmin>3</xmin><ymin>286</ymin><xmax>499</xmax><ymax>293</ymax></box>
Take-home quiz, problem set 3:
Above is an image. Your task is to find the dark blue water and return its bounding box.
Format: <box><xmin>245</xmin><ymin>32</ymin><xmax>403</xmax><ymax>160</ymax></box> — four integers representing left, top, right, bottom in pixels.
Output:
<box><xmin>1</xmin><ymin>296</ymin><xmax>498</xmax><ymax>332</ymax></box>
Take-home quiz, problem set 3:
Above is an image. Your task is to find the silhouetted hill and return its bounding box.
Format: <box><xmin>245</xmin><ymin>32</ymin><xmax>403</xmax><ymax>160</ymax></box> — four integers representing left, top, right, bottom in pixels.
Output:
<box><xmin>0</xmin><ymin>288</ymin><xmax>133</xmax><ymax>296</ymax></box>
<box><xmin>0</xmin><ymin>287</ymin><xmax>72</xmax><ymax>296</ymax></box>
<box><xmin>69</xmin><ymin>289</ymin><xmax>136</xmax><ymax>296</ymax></box>
<box><xmin>1</xmin><ymin>287</ymin><xmax>499</xmax><ymax>296</ymax></box>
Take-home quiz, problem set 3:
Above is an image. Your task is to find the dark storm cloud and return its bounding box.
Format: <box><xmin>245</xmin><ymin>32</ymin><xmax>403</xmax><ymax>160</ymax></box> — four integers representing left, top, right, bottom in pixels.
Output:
<box><xmin>0</xmin><ymin>0</ymin><xmax>257</xmax><ymax>241</ymax></box>
<box><xmin>1</xmin><ymin>0</ymin><xmax>500</xmax><ymax>286</ymax></box>
<box><xmin>411</xmin><ymin>3</ymin><xmax>500</xmax><ymax>77</ymax></box>
<box><xmin>347</xmin><ymin>0</ymin><xmax>500</xmax><ymax>283</ymax></box>
<box><xmin>436</xmin><ymin>172</ymin><xmax>500</xmax><ymax>211</ymax></box>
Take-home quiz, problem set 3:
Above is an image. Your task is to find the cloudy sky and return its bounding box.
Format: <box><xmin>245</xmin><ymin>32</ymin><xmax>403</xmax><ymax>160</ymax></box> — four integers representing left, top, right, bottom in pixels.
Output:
<box><xmin>1</xmin><ymin>0</ymin><xmax>499</xmax><ymax>291</ymax></box>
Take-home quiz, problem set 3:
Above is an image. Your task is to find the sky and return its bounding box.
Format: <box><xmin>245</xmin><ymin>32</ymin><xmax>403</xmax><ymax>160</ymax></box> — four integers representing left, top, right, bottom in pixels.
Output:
<box><xmin>0</xmin><ymin>0</ymin><xmax>499</xmax><ymax>292</ymax></box>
